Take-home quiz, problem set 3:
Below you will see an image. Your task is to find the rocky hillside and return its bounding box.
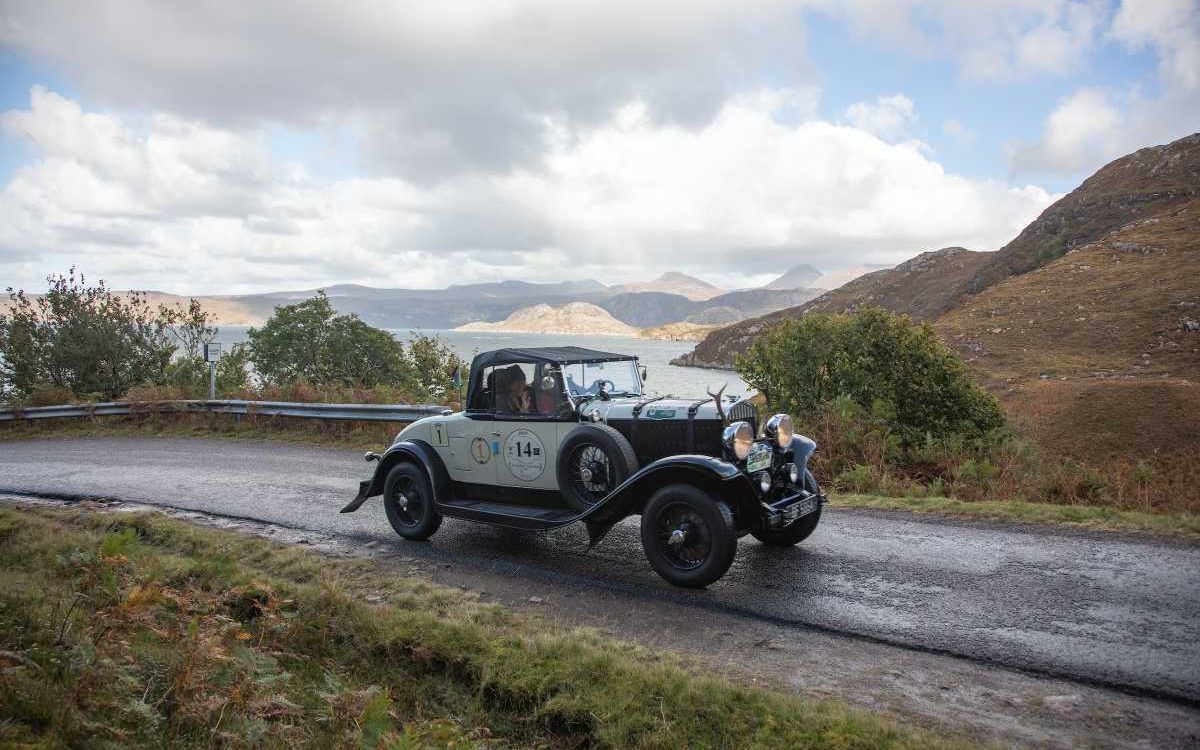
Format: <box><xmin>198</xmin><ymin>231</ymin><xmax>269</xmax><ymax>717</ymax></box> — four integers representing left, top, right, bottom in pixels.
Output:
<box><xmin>674</xmin><ymin>247</ymin><xmax>988</xmax><ymax>367</ymax></box>
<box><xmin>676</xmin><ymin>132</ymin><xmax>1200</xmax><ymax>370</ymax></box>
<box><xmin>938</xmin><ymin>199</ymin><xmax>1200</xmax><ymax>385</ymax></box>
<box><xmin>971</xmin><ymin>133</ymin><xmax>1200</xmax><ymax>292</ymax></box>
<box><xmin>455</xmin><ymin>302</ymin><xmax>639</xmax><ymax>335</ymax></box>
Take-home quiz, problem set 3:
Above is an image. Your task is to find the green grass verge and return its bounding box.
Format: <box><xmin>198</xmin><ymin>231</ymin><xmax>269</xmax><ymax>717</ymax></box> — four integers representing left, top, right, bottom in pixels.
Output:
<box><xmin>831</xmin><ymin>494</ymin><xmax>1200</xmax><ymax>539</ymax></box>
<box><xmin>0</xmin><ymin>505</ymin><xmax>981</xmax><ymax>749</ymax></box>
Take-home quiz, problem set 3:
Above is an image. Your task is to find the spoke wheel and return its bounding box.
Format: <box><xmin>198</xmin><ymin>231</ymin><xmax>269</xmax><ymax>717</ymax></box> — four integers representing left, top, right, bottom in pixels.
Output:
<box><xmin>640</xmin><ymin>484</ymin><xmax>737</xmax><ymax>588</ymax></box>
<box><xmin>654</xmin><ymin>502</ymin><xmax>712</xmax><ymax>570</ymax></box>
<box><xmin>556</xmin><ymin>425</ymin><xmax>638</xmax><ymax>511</ymax></box>
<box><xmin>383</xmin><ymin>462</ymin><xmax>442</xmax><ymax>541</ymax></box>
<box><xmin>567</xmin><ymin>444</ymin><xmax>614</xmax><ymax>506</ymax></box>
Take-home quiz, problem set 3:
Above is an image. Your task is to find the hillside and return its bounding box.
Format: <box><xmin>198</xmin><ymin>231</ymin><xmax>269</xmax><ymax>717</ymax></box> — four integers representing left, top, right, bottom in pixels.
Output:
<box><xmin>676</xmin><ymin>132</ymin><xmax>1200</xmax><ymax>370</ymax></box>
<box><xmin>938</xmin><ymin>199</ymin><xmax>1200</xmax><ymax>384</ymax></box>
<box><xmin>675</xmin><ymin>247</ymin><xmax>988</xmax><ymax>367</ymax></box>
<box><xmin>455</xmin><ymin>302</ymin><xmax>639</xmax><ymax>335</ymax></box>
<box><xmin>971</xmin><ymin>133</ymin><xmax>1200</xmax><ymax>292</ymax></box>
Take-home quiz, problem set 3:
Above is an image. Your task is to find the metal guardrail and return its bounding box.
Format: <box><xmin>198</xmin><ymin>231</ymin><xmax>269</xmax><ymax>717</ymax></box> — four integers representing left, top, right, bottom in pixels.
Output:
<box><xmin>0</xmin><ymin>399</ymin><xmax>451</xmax><ymax>423</ymax></box>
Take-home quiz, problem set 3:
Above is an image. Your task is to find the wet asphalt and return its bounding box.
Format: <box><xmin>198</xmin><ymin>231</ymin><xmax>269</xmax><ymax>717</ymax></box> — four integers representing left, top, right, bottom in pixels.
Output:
<box><xmin>2</xmin><ymin>436</ymin><xmax>1198</xmax><ymax>705</ymax></box>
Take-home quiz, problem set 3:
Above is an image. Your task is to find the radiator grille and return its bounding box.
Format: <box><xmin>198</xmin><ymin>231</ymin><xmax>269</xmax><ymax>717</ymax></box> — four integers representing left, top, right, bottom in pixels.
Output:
<box><xmin>728</xmin><ymin>399</ymin><xmax>759</xmax><ymax>435</ymax></box>
<box><xmin>607</xmin><ymin>418</ymin><xmax>724</xmax><ymax>462</ymax></box>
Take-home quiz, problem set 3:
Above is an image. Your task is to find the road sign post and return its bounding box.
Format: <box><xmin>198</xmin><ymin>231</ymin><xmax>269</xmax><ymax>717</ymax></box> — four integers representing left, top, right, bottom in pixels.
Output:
<box><xmin>203</xmin><ymin>342</ymin><xmax>222</xmax><ymax>399</ymax></box>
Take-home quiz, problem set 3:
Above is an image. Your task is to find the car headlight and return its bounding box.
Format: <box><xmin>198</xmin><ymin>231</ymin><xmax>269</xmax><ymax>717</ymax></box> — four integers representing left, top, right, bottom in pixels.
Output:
<box><xmin>722</xmin><ymin>421</ymin><xmax>754</xmax><ymax>461</ymax></box>
<box><xmin>757</xmin><ymin>471</ymin><xmax>772</xmax><ymax>494</ymax></box>
<box><xmin>764</xmin><ymin>413</ymin><xmax>794</xmax><ymax>449</ymax></box>
<box><xmin>786</xmin><ymin>462</ymin><xmax>799</xmax><ymax>484</ymax></box>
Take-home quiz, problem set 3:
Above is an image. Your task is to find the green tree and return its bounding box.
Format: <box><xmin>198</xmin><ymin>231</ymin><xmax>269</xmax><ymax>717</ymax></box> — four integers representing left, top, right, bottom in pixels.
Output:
<box><xmin>404</xmin><ymin>332</ymin><xmax>465</xmax><ymax>402</ymax></box>
<box><xmin>247</xmin><ymin>292</ymin><xmax>463</xmax><ymax>395</ymax></box>
<box><xmin>246</xmin><ymin>292</ymin><xmax>339</xmax><ymax>385</ymax></box>
<box><xmin>0</xmin><ymin>269</ymin><xmax>178</xmax><ymax>400</ymax></box>
<box><xmin>735</xmin><ymin>306</ymin><xmax>1004</xmax><ymax>444</ymax></box>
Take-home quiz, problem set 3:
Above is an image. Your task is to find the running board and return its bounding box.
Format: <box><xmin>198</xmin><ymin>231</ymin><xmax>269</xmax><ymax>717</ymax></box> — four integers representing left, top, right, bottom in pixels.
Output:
<box><xmin>436</xmin><ymin>497</ymin><xmax>581</xmax><ymax>531</ymax></box>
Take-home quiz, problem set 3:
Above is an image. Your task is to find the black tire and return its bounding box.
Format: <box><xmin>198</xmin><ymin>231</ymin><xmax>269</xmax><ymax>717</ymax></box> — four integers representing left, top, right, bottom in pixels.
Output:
<box><xmin>751</xmin><ymin>469</ymin><xmax>822</xmax><ymax>547</ymax></box>
<box><xmin>640</xmin><ymin>484</ymin><xmax>737</xmax><ymax>588</ymax></box>
<box><xmin>556</xmin><ymin>424</ymin><xmax>638</xmax><ymax>511</ymax></box>
<box><xmin>382</xmin><ymin>462</ymin><xmax>443</xmax><ymax>541</ymax></box>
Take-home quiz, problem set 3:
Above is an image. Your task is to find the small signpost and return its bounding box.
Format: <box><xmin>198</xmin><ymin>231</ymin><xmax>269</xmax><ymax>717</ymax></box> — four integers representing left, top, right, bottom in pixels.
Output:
<box><xmin>203</xmin><ymin>342</ymin><xmax>222</xmax><ymax>399</ymax></box>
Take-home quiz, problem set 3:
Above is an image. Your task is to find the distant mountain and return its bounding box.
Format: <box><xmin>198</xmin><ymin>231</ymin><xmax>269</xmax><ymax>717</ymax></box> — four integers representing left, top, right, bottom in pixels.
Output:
<box><xmin>676</xmin><ymin>132</ymin><xmax>1200</xmax><ymax>370</ymax></box>
<box><xmin>614</xmin><ymin>272</ymin><xmax>726</xmax><ymax>301</ymax></box>
<box><xmin>675</xmin><ymin>248</ymin><xmax>984</xmax><ymax>367</ymax></box>
<box><xmin>763</xmin><ymin>264</ymin><xmax>821</xmax><ymax>290</ymax></box>
<box><xmin>456</xmin><ymin>302</ymin><xmax>639</xmax><ymax>335</ymax></box>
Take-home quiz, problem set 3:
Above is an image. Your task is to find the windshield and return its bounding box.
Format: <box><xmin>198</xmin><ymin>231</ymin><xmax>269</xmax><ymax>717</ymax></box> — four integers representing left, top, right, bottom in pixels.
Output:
<box><xmin>562</xmin><ymin>359</ymin><xmax>642</xmax><ymax>398</ymax></box>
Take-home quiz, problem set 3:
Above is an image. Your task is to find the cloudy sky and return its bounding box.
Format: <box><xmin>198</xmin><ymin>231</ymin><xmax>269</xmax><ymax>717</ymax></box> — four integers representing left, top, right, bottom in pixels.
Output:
<box><xmin>1</xmin><ymin>0</ymin><xmax>1196</xmax><ymax>294</ymax></box>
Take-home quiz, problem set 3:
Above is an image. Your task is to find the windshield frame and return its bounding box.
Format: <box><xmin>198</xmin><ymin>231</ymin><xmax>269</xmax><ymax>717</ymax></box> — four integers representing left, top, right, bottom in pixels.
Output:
<box><xmin>561</xmin><ymin>358</ymin><xmax>643</xmax><ymax>400</ymax></box>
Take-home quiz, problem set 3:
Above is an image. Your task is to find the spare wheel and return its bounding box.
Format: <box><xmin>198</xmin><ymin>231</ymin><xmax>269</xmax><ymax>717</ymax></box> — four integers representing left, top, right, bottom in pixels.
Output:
<box><xmin>557</xmin><ymin>424</ymin><xmax>639</xmax><ymax>510</ymax></box>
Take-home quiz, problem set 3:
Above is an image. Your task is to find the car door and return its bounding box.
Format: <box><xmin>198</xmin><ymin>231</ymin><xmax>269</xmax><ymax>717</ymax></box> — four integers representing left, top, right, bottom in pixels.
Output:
<box><xmin>490</xmin><ymin>361</ymin><xmax>562</xmax><ymax>492</ymax></box>
<box><xmin>445</xmin><ymin>416</ymin><xmax>496</xmax><ymax>484</ymax></box>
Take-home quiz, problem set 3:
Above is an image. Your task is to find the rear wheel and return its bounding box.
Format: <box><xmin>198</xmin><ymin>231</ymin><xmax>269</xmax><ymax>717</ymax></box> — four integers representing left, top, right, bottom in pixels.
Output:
<box><xmin>640</xmin><ymin>484</ymin><xmax>737</xmax><ymax>588</ymax></box>
<box><xmin>557</xmin><ymin>425</ymin><xmax>638</xmax><ymax>511</ymax></box>
<box><xmin>383</xmin><ymin>462</ymin><xmax>442</xmax><ymax>540</ymax></box>
<box><xmin>751</xmin><ymin>469</ymin><xmax>822</xmax><ymax>547</ymax></box>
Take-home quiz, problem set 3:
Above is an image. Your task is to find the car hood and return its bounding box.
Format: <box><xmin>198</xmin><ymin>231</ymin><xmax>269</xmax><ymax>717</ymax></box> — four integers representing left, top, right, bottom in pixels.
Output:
<box><xmin>580</xmin><ymin>395</ymin><xmax>748</xmax><ymax>423</ymax></box>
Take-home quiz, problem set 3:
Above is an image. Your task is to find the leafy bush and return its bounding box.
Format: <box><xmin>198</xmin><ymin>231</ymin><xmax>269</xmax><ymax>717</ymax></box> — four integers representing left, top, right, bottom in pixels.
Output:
<box><xmin>1</xmin><ymin>269</ymin><xmax>180</xmax><ymax>400</ymax></box>
<box><xmin>736</xmin><ymin>306</ymin><xmax>1004</xmax><ymax>445</ymax></box>
<box><xmin>247</xmin><ymin>292</ymin><xmax>463</xmax><ymax>401</ymax></box>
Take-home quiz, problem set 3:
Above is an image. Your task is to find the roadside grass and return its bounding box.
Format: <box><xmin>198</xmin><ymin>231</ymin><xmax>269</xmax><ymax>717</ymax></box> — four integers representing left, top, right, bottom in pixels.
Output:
<box><xmin>831</xmin><ymin>494</ymin><xmax>1200</xmax><ymax>539</ymax></box>
<box><xmin>0</xmin><ymin>505</ymin><xmax>980</xmax><ymax>749</ymax></box>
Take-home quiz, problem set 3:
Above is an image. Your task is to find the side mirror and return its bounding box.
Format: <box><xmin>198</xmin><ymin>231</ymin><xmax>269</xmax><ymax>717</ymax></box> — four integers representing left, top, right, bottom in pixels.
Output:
<box><xmin>450</xmin><ymin>366</ymin><xmax>462</xmax><ymax>389</ymax></box>
<box><xmin>639</xmin><ymin>365</ymin><xmax>648</xmax><ymax>382</ymax></box>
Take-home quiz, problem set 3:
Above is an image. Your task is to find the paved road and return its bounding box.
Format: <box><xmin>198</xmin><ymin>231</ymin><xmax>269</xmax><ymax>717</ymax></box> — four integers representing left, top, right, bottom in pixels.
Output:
<box><xmin>3</xmin><ymin>436</ymin><xmax>1199</xmax><ymax>706</ymax></box>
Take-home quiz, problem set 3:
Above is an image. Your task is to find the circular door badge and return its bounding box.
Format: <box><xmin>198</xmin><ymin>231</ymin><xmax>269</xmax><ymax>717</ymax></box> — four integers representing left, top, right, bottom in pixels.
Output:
<box><xmin>469</xmin><ymin>436</ymin><xmax>492</xmax><ymax>465</ymax></box>
<box><xmin>503</xmin><ymin>429</ymin><xmax>546</xmax><ymax>481</ymax></box>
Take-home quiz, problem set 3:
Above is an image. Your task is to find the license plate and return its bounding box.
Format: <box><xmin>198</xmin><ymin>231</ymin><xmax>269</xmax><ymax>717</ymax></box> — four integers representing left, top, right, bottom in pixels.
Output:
<box><xmin>746</xmin><ymin>444</ymin><xmax>772</xmax><ymax>473</ymax></box>
<box><xmin>784</xmin><ymin>496</ymin><xmax>818</xmax><ymax>522</ymax></box>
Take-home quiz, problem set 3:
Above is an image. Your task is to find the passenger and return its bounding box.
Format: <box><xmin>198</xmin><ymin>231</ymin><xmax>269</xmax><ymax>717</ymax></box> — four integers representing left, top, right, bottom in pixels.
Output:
<box><xmin>499</xmin><ymin>365</ymin><xmax>531</xmax><ymax>413</ymax></box>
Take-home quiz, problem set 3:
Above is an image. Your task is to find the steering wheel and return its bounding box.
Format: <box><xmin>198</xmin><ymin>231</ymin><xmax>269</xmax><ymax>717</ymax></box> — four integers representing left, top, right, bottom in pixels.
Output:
<box><xmin>591</xmin><ymin>379</ymin><xmax>616</xmax><ymax>399</ymax></box>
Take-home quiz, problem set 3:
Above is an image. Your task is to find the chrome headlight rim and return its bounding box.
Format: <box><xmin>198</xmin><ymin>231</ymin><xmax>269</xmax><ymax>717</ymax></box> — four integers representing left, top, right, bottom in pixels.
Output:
<box><xmin>722</xmin><ymin>420</ymin><xmax>754</xmax><ymax>462</ymax></box>
<box><xmin>764</xmin><ymin>413</ymin><xmax>794</xmax><ymax>449</ymax></box>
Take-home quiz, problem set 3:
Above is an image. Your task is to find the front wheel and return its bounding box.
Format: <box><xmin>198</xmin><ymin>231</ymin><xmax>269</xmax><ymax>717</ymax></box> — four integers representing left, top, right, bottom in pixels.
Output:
<box><xmin>640</xmin><ymin>484</ymin><xmax>737</xmax><ymax>588</ymax></box>
<box><xmin>751</xmin><ymin>469</ymin><xmax>822</xmax><ymax>547</ymax></box>
<box><xmin>383</xmin><ymin>462</ymin><xmax>442</xmax><ymax>541</ymax></box>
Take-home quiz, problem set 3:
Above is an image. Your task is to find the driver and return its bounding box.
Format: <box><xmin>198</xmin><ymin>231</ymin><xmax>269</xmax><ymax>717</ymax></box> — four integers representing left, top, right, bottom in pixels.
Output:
<box><xmin>534</xmin><ymin>370</ymin><xmax>566</xmax><ymax>414</ymax></box>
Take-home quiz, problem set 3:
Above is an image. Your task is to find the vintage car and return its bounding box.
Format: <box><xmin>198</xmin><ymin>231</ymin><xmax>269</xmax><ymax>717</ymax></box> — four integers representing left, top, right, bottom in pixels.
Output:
<box><xmin>343</xmin><ymin>346</ymin><xmax>824</xmax><ymax>587</ymax></box>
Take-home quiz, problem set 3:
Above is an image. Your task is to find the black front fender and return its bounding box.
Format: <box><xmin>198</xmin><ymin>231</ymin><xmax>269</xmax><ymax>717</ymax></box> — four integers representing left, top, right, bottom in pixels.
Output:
<box><xmin>341</xmin><ymin>440</ymin><xmax>448</xmax><ymax>513</ymax></box>
<box><xmin>581</xmin><ymin>454</ymin><xmax>759</xmax><ymax>528</ymax></box>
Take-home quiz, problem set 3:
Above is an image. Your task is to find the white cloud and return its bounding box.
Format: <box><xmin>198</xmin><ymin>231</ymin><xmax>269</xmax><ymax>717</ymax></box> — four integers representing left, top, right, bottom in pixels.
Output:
<box><xmin>1008</xmin><ymin>0</ymin><xmax>1200</xmax><ymax>177</ymax></box>
<box><xmin>811</xmin><ymin>0</ymin><xmax>1106</xmax><ymax>81</ymax></box>
<box><xmin>1</xmin><ymin>87</ymin><xmax>1055</xmax><ymax>293</ymax></box>
<box><xmin>845</xmin><ymin>94</ymin><xmax>917</xmax><ymax>141</ymax></box>
<box><xmin>0</xmin><ymin>0</ymin><xmax>811</xmax><ymax>182</ymax></box>
<box><xmin>1007</xmin><ymin>88</ymin><xmax>1124</xmax><ymax>174</ymax></box>
<box><xmin>1110</xmin><ymin>0</ymin><xmax>1200</xmax><ymax>90</ymax></box>
<box><xmin>942</xmin><ymin>118</ymin><xmax>976</xmax><ymax>144</ymax></box>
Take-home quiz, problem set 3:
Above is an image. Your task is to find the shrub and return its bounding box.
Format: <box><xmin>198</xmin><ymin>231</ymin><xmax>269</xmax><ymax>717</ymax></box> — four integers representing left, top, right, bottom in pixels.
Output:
<box><xmin>247</xmin><ymin>292</ymin><xmax>463</xmax><ymax>399</ymax></box>
<box><xmin>1</xmin><ymin>269</ymin><xmax>177</xmax><ymax>400</ymax></box>
<box><xmin>736</xmin><ymin>306</ymin><xmax>1004</xmax><ymax>446</ymax></box>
